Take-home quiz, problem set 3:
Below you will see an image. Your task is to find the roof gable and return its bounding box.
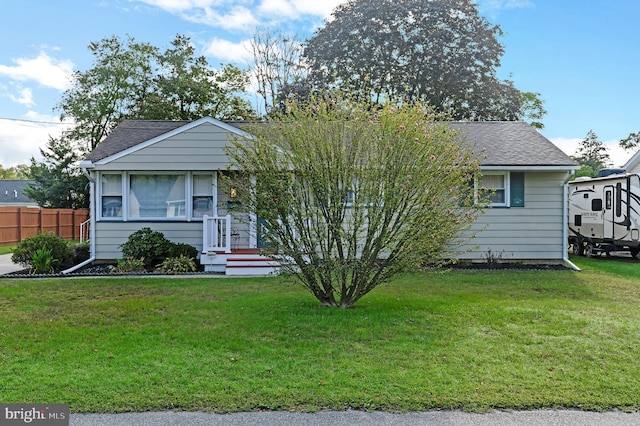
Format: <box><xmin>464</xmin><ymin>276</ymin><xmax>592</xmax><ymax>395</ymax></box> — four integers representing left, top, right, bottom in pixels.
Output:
<box><xmin>84</xmin><ymin>117</ymin><xmax>250</xmax><ymax>165</ymax></box>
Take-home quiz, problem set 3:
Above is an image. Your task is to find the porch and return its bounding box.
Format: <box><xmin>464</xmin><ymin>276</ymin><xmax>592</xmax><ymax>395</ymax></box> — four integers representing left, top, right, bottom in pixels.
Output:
<box><xmin>200</xmin><ymin>215</ymin><xmax>279</xmax><ymax>276</ymax></box>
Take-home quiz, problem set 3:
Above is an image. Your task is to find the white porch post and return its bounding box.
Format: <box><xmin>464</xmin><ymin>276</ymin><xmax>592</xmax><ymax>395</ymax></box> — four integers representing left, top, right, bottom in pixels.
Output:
<box><xmin>212</xmin><ymin>171</ymin><xmax>218</xmax><ymax>217</ymax></box>
<box><xmin>249</xmin><ymin>175</ymin><xmax>257</xmax><ymax>249</ymax></box>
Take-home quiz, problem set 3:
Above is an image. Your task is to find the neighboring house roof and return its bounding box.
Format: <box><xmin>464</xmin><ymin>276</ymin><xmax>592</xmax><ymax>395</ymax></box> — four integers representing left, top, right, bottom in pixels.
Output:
<box><xmin>451</xmin><ymin>122</ymin><xmax>578</xmax><ymax>168</ymax></box>
<box><xmin>84</xmin><ymin>118</ymin><xmax>577</xmax><ymax>170</ymax></box>
<box><xmin>0</xmin><ymin>180</ymin><xmax>36</xmax><ymax>205</ymax></box>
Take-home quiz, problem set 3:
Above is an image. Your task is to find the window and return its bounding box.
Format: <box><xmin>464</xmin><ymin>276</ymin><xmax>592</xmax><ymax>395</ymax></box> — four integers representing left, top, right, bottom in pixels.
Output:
<box><xmin>592</xmin><ymin>198</ymin><xmax>603</xmax><ymax>211</ymax></box>
<box><xmin>616</xmin><ymin>183</ymin><xmax>622</xmax><ymax>217</ymax></box>
<box><xmin>193</xmin><ymin>174</ymin><xmax>214</xmax><ymax>218</ymax></box>
<box><xmin>605</xmin><ymin>191</ymin><xmax>612</xmax><ymax>210</ymax></box>
<box><xmin>101</xmin><ymin>174</ymin><xmax>122</xmax><ymax>218</ymax></box>
<box><xmin>476</xmin><ymin>172</ymin><xmax>525</xmax><ymax>208</ymax></box>
<box><xmin>129</xmin><ymin>174</ymin><xmax>185</xmax><ymax>219</ymax></box>
<box><xmin>478</xmin><ymin>173</ymin><xmax>507</xmax><ymax>207</ymax></box>
<box><xmin>98</xmin><ymin>172</ymin><xmax>219</xmax><ymax>221</ymax></box>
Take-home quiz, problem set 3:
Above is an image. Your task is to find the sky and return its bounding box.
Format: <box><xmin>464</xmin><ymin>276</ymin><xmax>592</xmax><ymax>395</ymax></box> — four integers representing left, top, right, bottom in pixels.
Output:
<box><xmin>0</xmin><ymin>0</ymin><xmax>638</xmax><ymax>168</ymax></box>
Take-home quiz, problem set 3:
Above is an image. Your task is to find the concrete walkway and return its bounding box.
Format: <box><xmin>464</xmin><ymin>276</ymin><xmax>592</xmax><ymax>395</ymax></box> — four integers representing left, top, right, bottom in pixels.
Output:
<box><xmin>70</xmin><ymin>410</ymin><xmax>640</xmax><ymax>426</ymax></box>
<box><xmin>0</xmin><ymin>253</ymin><xmax>23</xmax><ymax>274</ymax></box>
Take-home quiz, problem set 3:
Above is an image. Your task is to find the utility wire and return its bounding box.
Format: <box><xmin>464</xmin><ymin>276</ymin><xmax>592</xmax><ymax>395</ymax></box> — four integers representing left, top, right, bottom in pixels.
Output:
<box><xmin>0</xmin><ymin>116</ymin><xmax>71</xmax><ymax>126</ymax></box>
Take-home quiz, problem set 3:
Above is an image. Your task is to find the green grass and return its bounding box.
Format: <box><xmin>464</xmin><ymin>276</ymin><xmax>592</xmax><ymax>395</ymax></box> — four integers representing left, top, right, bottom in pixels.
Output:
<box><xmin>0</xmin><ymin>244</ymin><xmax>16</xmax><ymax>255</ymax></box>
<box><xmin>1</xmin><ymin>257</ymin><xmax>639</xmax><ymax>413</ymax></box>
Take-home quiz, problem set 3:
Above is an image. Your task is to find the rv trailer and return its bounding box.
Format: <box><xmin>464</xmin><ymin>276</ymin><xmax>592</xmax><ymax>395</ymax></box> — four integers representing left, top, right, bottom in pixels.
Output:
<box><xmin>568</xmin><ymin>171</ymin><xmax>640</xmax><ymax>257</ymax></box>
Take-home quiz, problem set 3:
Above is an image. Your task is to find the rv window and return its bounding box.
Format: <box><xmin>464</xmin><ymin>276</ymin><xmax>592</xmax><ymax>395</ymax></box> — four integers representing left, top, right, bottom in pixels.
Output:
<box><xmin>616</xmin><ymin>183</ymin><xmax>622</xmax><ymax>217</ymax></box>
<box><xmin>574</xmin><ymin>215</ymin><xmax>582</xmax><ymax>226</ymax></box>
<box><xmin>592</xmin><ymin>199</ymin><xmax>603</xmax><ymax>211</ymax></box>
<box><xmin>605</xmin><ymin>191</ymin><xmax>612</xmax><ymax>210</ymax></box>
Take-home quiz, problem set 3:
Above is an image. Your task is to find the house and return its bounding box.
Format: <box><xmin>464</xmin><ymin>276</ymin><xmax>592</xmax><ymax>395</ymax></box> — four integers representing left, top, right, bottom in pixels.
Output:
<box><xmin>623</xmin><ymin>150</ymin><xmax>640</xmax><ymax>175</ymax></box>
<box><xmin>77</xmin><ymin>117</ymin><xmax>578</xmax><ymax>274</ymax></box>
<box><xmin>0</xmin><ymin>180</ymin><xmax>37</xmax><ymax>206</ymax></box>
<box><xmin>450</xmin><ymin>122</ymin><xmax>578</xmax><ymax>264</ymax></box>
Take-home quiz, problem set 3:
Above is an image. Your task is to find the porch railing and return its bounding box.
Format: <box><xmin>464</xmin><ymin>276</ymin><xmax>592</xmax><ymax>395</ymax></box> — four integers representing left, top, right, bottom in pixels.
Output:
<box><xmin>202</xmin><ymin>215</ymin><xmax>232</xmax><ymax>253</ymax></box>
<box><xmin>80</xmin><ymin>219</ymin><xmax>91</xmax><ymax>243</ymax></box>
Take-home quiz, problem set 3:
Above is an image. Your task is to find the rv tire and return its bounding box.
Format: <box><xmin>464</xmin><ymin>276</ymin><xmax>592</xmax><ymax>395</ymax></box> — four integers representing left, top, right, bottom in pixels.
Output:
<box><xmin>630</xmin><ymin>247</ymin><xmax>640</xmax><ymax>258</ymax></box>
<box><xmin>572</xmin><ymin>242</ymin><xmax>584</xmax><ymax>256</ymax></box>
<box><xmin>584</xmin><ymin>242</ymin><xmax>594</xmax><ymax>257</ymax></box>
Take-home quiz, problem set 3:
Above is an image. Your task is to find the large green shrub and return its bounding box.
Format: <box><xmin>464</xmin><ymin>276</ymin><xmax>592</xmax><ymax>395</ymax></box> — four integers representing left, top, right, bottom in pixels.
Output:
<box><xmin>120</xmin><ymin>228</ymin><xmax>198</xmax><ymax>271</ymax></box>
<box><xmin>11</xmin><ymin>232</ymin><xmax>73</xmax><ymax>272</ymax></box>
<box><xmin>120</xmin><ymin>228</ymin><xmax>172</xmax><ymax>270</ymax></box>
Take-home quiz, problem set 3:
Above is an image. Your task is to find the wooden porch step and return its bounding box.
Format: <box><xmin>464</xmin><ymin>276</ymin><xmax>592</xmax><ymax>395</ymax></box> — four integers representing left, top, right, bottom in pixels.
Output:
<box><xmin>225</xmin><ymin>254</ymin><xmax>280</xmax><ymax>276</ymax></box>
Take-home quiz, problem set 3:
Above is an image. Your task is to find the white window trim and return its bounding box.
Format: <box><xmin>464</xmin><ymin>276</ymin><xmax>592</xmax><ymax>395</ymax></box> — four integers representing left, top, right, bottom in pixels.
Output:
<box><xmin>97</xmin><ymin>171</ymin><xmax>217</xmax><ymax>222</ymax></box>
<box><xmin>98</xmin><ymin>173</ymin><xmax>125</xmax><ymax>221</ymax></box>
<box><xmin>476</xmin><ymin>171</ymin><xmax>510</xmax><ymax>207</ymax></box>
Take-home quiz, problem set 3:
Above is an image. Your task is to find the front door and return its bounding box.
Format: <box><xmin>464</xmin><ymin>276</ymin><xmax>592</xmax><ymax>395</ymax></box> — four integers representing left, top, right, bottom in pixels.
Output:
<box><xmin>257</xmin><ymin>217</ymin><xmax>271</xmax><ymax>249</ymax></box>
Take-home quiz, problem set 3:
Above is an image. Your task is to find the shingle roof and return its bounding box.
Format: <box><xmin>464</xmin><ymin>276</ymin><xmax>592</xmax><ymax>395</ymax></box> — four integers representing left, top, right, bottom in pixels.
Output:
<box><xmin>451</xmin><ymin>121</ymin><xmax>577</xmax><ymax>167</ymax></box>
<box><xmin>85</xmin><ymin>120</ymin><xmax>191</xmax><ymax>162</ymax></box>
<box><xmin>0</xmin><ymin>180</ymin><xmax>36</xmax><ymax>205</ymax></box>
<box><xmin>84</xmin><ymin>119</ymin><xmax>577</xmax><ymax>168</ymax></box>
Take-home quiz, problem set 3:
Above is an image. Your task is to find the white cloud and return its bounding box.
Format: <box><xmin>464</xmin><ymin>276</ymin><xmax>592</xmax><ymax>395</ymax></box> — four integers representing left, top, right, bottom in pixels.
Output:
<box><xmin>0</xmin><ymin>114</ymin><xmax>73</xmax><ymax>167</ymax></box>
<box><xmin>550</xmin><ymin>137</ymin><xmax>631</xmax><ymax>169</ymax></box>
<box><xmin>479</xmin><ymin>0</ymin><xmax>535</xmax><ymax>10</ymax></box>
<box><xmin>258</xmin><ymin>0</ymin><xmax>298</xmax><ymax>17</ymax></box>
<box><xmin>133</xmin><ymin>0</ymin><xmax>260</xmax><ymax>29</ymax></box>
<box><xmin>0</xmin><ymin>52</ymin><xmax>73</xmax><ymax>91</ymax></box>
<box><xmin>280</xmin><ymin>0</ymin><xmax>346</xmax><ymax>17</ymax></box>
<box><xmin>8</xmin><ymin>87</ymin><xmax>34</xmax><ymax>107</ymax></box>
<box><xmin>203</xmin><ymin>37</ymin><xmax>253</xmax><ymax>63</ymax></box>
<box><xmin>132</xmin><ymin>0</ymin><xmax>346</xmax><ymax>30</ymax></box>
<box><xmin>186</xmin><ymin>5</ymin><xmax>260</xmax><ymax>30</ymax></box>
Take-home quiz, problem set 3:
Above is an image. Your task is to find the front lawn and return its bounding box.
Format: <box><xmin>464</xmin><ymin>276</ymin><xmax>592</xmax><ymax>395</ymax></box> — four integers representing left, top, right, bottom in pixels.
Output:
<box><xmin>1</xmin><ymin>256</ymin><xmax>639</xmax><ymax>413</ymax></box>
<box><xmin>0</xmin><ymin>244</ymin><xmax>16</xmax><ymax>255</ymax></box>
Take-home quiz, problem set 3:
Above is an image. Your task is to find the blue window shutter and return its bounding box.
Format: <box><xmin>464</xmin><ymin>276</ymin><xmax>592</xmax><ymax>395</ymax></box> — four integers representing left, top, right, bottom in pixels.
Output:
<box><xmin>510</xmin><ymin>172</ymin><xmax>525</xmax><ymax>207</ymax></box>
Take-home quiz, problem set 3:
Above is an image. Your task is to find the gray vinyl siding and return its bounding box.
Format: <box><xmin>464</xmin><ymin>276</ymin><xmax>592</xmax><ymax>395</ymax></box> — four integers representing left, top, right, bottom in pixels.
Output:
<box><xmin>97</xmin><ymin>122</ymin><xmax>235</xmax><ymax>171</ymax></box>
<box><xmin>456</xmin><ymin>171</ymin><xmax>569</xmax><ymax>262</ymax></box>
<box><xmin>94</xmin><ymin>222</ymin><xmax>204</xmax><ymax>260</ymax></box>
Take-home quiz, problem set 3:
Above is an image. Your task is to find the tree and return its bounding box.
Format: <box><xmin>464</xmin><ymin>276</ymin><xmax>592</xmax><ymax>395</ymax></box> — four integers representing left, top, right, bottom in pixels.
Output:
<box><xmin>620</xmin><ymin>131</ymin><xmax>640</xmax><ymax>152</ymax></box>
<box><xmin>303</xmin><ymin>0</ymin><xmax>523</xmax><ymax>120</ymax></box>
<box><xmin>58</xmin><ymin>35</ymin><xmax>158</xmax><ymax>152</ymax></box>
<box><xmin>146</xmin><ymin>34</ymin><xmax>257</xmax><ymax>121</ymax></box>
<box><xmin>0</xmin><ymin>164</ymin><xmax>29</xmax><ymax>179</ymax></box>
<box><xmin>572</xmin><ymin>130</ymin><xmax>611</xmax><ymax>178</ymax></box>
<box><xmin>24</xmin><ymin>135</ymin><xmax>88</xmax><ymax>209</ymax></box>
<box><xmin>58</xmin><ymin>34</ymin><xmax>257</xmax><ymax>152</ymax></box>
<box><xmin>225</xmin><ymin>94</ymin><xmax>481</xmax><ymax>308</ymax></box>
<box><xmin>519</xmin><ymin>92</ymin><xmax>547</xmax><ymax>129</ymax></box>
<box><xmin>248</xmin><ymin>29</ymin><xmax>307</xmax><ymax>115</ymax></box>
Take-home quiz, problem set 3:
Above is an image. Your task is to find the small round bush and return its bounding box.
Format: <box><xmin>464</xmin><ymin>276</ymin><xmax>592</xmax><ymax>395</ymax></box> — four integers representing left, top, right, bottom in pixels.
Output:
<box><xmin>120</xmin><ymin>228</ymin><xmax>172</xmax><ymax>270</ymax></box>
<box><xmin>70</xmin><ymin>242</ymin><xmax>91</xmax><ymax>264</ymax></box>
<box><xmin>168</xmin><ymin>242</ymin><xmax>199</xmax><ymax>260</ymax></box>
<box><xmin>160</xmin><ymin>255</ymin><xmax>196</xmax><ymax>274</ymax></box>
<box><xmin>11</xmin><ymin>232</ymin><xmax>73</xmax><ymax>271</ymax></box>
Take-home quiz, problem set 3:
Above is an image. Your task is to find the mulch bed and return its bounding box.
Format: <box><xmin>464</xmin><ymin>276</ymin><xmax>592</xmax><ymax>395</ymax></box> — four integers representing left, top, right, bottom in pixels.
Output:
<box><xmin>2</xmin><ymin>262</ymin><xmax>215</xmax><ymax>278</ymax></box>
